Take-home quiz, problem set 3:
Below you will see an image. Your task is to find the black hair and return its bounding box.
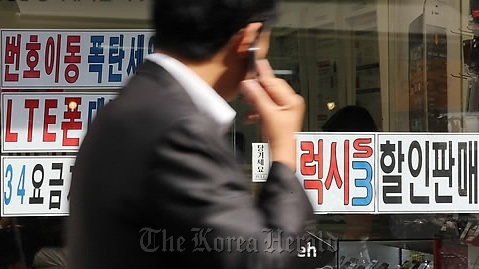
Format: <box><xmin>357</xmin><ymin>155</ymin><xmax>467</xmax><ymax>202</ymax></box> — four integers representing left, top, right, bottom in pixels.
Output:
<box><xmin>322</xmin><ymin>105</ymin><xmax>378</xmax><ymax>132</ymax></box>
<box><xmin>152</xmin><ymin>0</ymin><xmax>278</xmax><ymax>61</ymax></box>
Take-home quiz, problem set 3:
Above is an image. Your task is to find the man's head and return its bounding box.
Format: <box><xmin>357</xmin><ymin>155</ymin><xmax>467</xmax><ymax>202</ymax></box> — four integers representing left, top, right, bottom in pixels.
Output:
<box><xmin>322</xmin><ymin>105</ymin><xmax>378</xmax><ymax>132</ymax></box>
<box><xmin>152</xmin><ymin>0</ymin><xmax>278</xmax><ymax>101</ymax></box>
<box><xmin>152</xmin><ymin>0</ymin><xmax>277</xmax><ymax>61</ymax></box>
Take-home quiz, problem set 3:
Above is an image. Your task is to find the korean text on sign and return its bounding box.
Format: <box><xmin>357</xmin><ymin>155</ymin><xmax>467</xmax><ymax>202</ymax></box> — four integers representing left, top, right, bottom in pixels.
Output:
<box><xmin>1</xmin><ymin>30</ymin><xmax>155</xmax><ymax>89</ymax></box>
<box><xmin>252</xmin><ymin>143</ymin><xmax>270</xmax><ymax>182</ymax></box>
<box><xmin>297</xmin><ymin>133</ymin><xmax>376</xmax><ymax>213</ymax></box>
<box><xmin>1</xmin><ymin>92</ymin><xmax>117</xmax><ymax>153</ymax></box>
<box><xmin>1</xmin><ymin>156</ymin><xmax>75</xmax><ymax>217</ymax></box>
<box><xmin>378</xmin><ymin>133</ymin><xmax>479</xmax><ymax>213</ymax></box>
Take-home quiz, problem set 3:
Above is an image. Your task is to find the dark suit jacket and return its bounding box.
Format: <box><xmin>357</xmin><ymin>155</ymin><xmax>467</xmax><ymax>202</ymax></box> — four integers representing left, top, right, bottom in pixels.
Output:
<box><xmin>68</xmin><ymin>60</ymin><xmax>314</xmax><ymax>268</ymax></box>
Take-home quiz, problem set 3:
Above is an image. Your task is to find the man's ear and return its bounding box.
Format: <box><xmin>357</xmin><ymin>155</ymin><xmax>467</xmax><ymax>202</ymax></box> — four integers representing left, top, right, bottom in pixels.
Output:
<box><xmin>233</xmin><ymin>22</ymin><xmax>263</xmax><ymax>56</ymax></box>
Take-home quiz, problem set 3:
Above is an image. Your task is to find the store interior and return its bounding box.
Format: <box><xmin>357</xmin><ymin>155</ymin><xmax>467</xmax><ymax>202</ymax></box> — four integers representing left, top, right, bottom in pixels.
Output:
<box><xmin>2</xmin><ymin>0</ymin><xmax>479</xmax><ymax>268</ymax></box>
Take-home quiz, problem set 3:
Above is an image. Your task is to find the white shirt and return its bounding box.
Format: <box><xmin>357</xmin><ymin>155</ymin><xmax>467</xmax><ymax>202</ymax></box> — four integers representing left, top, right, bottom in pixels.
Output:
<box><xmin>144</xmin><ymin>53</ymin><xmax>236</xmax><ymax>133</ymax></box>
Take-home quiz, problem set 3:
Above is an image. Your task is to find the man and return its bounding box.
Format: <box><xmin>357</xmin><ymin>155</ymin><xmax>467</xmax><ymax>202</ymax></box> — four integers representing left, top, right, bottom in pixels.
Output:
<box><xmin>67</xmin><ymin>0</ymin><xmax>314</xmax><ymax>268</ymax></box>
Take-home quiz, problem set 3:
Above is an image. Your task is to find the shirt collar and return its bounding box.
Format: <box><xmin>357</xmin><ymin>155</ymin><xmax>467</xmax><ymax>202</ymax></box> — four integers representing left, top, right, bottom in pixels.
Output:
<box><xmin>144</xmin><ymin>53</ymin><xmax>236</xmax><ymax>133</ymax></box>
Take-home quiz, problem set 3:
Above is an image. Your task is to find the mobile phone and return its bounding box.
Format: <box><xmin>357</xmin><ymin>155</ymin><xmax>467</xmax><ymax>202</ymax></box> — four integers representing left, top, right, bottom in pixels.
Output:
<box><xmin>416</xmin><ymin>261</ymin><xmax>430</xmax><ymax>269</ymax></box>
<box><xmin>246</xmin><ymin>32</ymin><xmax>261</xmax><ymax>80</ymax></box>
<box><xmin>373</xmin><ymin>262</ymin><xmax>389</xmax><ymax>269</ymax></box>
<box><xmin>247</xmin><ymin>45</ymin><xmax>259</xmax><ymax>80</ymax></box>
<box><xmin>340</xmin><ymin>261</ymin><xmax>351</xmax><ymax>269</ymax></box>
<box><xmin>365</xmin><ymin>260</ymin><xmax>379</xmax><ymax>269</ymax></box>
<box><xmin>408</xmin><ymin>0</ymin><xmax>448</xmax><ymax>132</ymax></box>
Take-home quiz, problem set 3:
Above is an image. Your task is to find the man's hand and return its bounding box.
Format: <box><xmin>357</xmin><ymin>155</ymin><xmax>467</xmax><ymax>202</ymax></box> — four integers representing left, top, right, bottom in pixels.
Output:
<box><xmin>240</xmin><ymin>59</ymin><xmax>305</xmax><ymax>171</ymax></box>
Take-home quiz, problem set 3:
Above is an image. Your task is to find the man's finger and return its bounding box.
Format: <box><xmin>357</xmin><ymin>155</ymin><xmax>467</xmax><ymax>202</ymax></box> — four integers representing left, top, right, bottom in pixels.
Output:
<box><xmin>256</xmin><ymin>59</ymin><xmax>275</xmax><ymax>79</ymax></box>
<box><xmin>256</xmin><ymin>60</ymin><xmax>300</xmax><ymax>106</ymax></box>
<box><xmin>240</xmin><ymin>79</ymin><xmax>275</xmax><ymax>115</ymax></box>
<box><xmin>259</xmin><ymin>77</ymin><xmax>299</xmax><ymax>107</ymax></box>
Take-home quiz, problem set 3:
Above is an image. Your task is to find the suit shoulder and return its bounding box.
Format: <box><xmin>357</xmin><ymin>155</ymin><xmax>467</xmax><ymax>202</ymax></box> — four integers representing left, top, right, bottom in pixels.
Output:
<box><xmin>93</xmin><ymin>73</ymin><xmax>198</xmax><ymax>132</ymax></box>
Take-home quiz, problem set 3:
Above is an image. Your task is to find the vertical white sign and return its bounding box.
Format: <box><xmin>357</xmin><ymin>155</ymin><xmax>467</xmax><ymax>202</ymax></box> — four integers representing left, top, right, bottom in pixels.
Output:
<box><xmin>252</xmin><ymin>143</ymin><xmax>270</xmax><ymax>182</ymax></box>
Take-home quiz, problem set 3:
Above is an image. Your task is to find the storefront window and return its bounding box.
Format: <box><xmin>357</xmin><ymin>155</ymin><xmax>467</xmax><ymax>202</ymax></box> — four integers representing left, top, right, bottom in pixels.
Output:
<box><xmin>1</xmin><ymin>0</ymin><xmax>478</xmax><ymax>268</ymax></box>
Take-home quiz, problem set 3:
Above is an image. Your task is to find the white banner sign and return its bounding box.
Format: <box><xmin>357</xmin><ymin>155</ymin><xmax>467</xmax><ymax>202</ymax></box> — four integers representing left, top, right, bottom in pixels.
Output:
<box><xmin>1</xmin><ymin>156</ymin><xmax>75</xmax><ymax>217</ymax></box>
<box><xmin>1</xmin><ymin>29</ymin><xmax>155</xmax><ymax>89</ymax></box>
<box><xmin>297</xmin><ymin>133</ymin><xmax>376</xmax><ymax>213</ymax></box>
<box><xmin>252</xmin><ymin>143</ymin><xmax>270</xmax><ymax>182</ymax></box>
<box><xmin>377</xmin><ymin>133</ymin><xmax>479</xmax><ymax>213</ymax></box>
<box><xmin>296</xmin><ymin>132</ymin><xmax>479</xmax><ymax>214</ymax></box>
<box><xmin>1</xmin><ymin>92</ymin><xmax>117</xmax><ymax>152</ymax></box>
